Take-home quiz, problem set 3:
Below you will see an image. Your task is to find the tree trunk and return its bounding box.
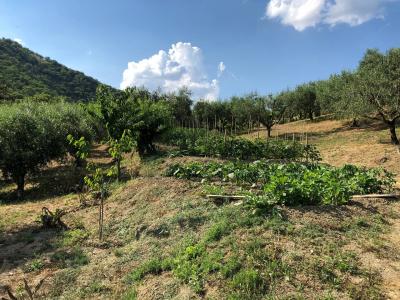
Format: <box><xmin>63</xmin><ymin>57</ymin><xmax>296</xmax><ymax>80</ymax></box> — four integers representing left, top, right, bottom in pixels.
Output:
<box><xmin>16</xmin><ymin>174</ymin><xmax>25</xmax><ymax>200</ymax></box>
<box><xmin>308</xmin><ymin>111</ymin><xmax>313</xmax><ymax>121</ymax></box>
<box><xmin>116</xmin><ymin>158</ymin><xmax>121</xmax><ymax>182</ymax></box>
<box><xmin>267</xmin><ymin>126</ymin><xmax>272</xmax><ymax>138</ymax></box>
<box><xmin>388</xmin><ymin>121</ymin><xmax>399</xmax><ymax>145</ymax></box>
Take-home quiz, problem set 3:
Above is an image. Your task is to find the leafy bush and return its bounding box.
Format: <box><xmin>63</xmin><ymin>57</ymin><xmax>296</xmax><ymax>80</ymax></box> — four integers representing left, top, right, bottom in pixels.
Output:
<box><xmin>167</xmin><ymin>161</ymin><xmax>395</xmax><ymax>208</ymax></box>
<box><xmin>162</xmin><ymin>127</ymin><xmax>321</xmax><ymax>161</ymax></box>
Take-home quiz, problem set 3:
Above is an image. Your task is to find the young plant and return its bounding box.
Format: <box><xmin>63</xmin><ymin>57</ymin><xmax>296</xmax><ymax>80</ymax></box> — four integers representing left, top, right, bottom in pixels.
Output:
<box><xmin>108</xmin><ymin>130</ymin><xmax>135</xmax><ymax>182</ymax></box>
<box><xmin>66</xmin><ymin>134</ymin><xmax>90</xmax><ymax>167</ymax></box>
<box><xmin>84</xmin><ymin>164</ymin><xmax>115</xmax><ymax>240</ymax></box>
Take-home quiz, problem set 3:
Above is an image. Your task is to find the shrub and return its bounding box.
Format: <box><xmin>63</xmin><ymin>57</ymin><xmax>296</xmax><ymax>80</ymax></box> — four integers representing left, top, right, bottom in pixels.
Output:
<box><xmin>162</xmin><ymin>127</ymin><xmax>321</xmax><ymax>161</ymax></box>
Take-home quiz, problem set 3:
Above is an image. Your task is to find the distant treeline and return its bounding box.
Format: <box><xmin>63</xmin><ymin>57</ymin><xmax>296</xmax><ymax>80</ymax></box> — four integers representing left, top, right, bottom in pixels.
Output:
<box><xmin>167</xmin><ymin>48</ymin><xmax>400</xmax><ymax>145</ymax></box>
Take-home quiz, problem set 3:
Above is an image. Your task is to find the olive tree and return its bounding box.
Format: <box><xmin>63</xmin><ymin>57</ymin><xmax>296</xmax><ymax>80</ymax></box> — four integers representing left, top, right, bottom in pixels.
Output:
<box><xmin>0</xmin><ymin>100</ymin><xmax>94</xmax><ymax>199</ymax></box>
<box><xmin>256</xmin><ymin>94</ymin><xmax>287</xmax><ymax>138</ymax></box>
<box><xmin>356</xmin><ymin>49</ymin><xmax>400</xmax><ymax>144</ymax></box>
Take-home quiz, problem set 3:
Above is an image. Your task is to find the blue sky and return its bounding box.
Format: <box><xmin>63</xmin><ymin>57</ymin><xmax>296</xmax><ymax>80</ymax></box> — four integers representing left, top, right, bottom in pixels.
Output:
<box><xmin>1</xmin><ymin>0</ymin><xmax>400</xmax><ymax>100</ymax></box>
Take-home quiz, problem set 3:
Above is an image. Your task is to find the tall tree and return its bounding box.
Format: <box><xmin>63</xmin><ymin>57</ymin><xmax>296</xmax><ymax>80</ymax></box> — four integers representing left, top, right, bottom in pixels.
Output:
<box><xmin>294</xmin><ymin>83</ymin><xmax>320</xmax><ymax>121</ymax></box>
<box><xmin>97</xmin><ymin>85</ymin><xmax>172</xmax><ymax>156</ymax></box>
<box><xmin>168</xmin><ymin>88</ymin><xmax>193</xmax><ymax>125</ymax></box>
<box><xmin>355</xmin><ymin>49</ymin><xmax>400</xmax><ymax>144</ymax></box>
<box><xmin>257</xmin><ymin>95</ymin><xmax>287</xmax><ymax>138</ymax></box>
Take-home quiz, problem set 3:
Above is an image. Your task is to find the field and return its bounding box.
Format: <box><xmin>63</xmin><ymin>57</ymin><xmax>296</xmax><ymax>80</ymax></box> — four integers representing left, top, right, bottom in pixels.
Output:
<box><xmin>247</xmin><ymin>118</ymin><xmax>400</xmax><ymax>187</ymax></box>
<box><xmin>1</xmin><ymin>119</ymin><xmax>400</xmax><ymax>299</ymax></box>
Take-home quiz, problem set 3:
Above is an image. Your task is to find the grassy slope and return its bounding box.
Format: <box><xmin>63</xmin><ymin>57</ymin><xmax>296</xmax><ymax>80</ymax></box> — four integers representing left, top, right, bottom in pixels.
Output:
<box><xmin>246</xmin><ymin>119</ymin><xmax>400</xmax><ymax>187</ymax></box>
<box><xmin>1</xmin><ymin>120</ymin><xmax>400</xmax><ymax>299</ymax></box>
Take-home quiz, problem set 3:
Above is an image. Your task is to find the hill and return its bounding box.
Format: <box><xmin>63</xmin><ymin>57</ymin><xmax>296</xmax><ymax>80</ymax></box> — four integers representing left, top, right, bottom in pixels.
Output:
<box><xmin>0</xmin><ymin>38</ymin><xmax>100</xmax><ymax>102</ymax></box>
<box><xmin>1</xmin><ymin>119</ymin><xmax>400</xmax><ymax>299</ymax></box>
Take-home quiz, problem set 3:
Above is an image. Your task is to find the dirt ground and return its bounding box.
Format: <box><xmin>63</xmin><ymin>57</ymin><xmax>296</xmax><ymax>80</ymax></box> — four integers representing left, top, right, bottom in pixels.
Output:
<box><xmin>1</xmin><ymin>120</ymin><xmax>400</xmax><ymax>299</ymax></box>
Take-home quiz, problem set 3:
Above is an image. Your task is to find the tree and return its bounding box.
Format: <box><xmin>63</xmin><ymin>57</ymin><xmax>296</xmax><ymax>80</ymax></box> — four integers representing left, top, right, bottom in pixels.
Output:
<box><xmin>355</xmin><ymin>49</ymin><xmax>400</xmax><ymax>144</ymax></box>
<box><xmin>108</xmin><ymin>130</ymin><xmax>135</xmax><ymax>181</ymax></box>
<box><xmin>97</xmin><ymin>85</ymin><xmax>172</xmax><ymax>156</ymax></box>
<box><xmin>294</xmin><ymin>83</ymin><xmax>320</xmax><ymax>121</ymax></box>
<box><xmin>132</xmin><ymin>96</ymin><xmax>172</xmax><ymax>155</ymax></box>
<box><xmin>0</xmin><ymin>83</ymin><xmax>17</xmax><ymax>102</ymax></box>
<box><xmin>317</xmin><ymin>72</ymin><xmax>366</xmax><ymax>127</ymax></box>
<box><xmin>256</xmin><ymin>95</ymin><xmax>287</xmax><ymax>138</ymax></box>
<box><xmin>0</xmin><ymin>100</ymin><xmax>95</xmax><ymax>199</ymax></box>
<box><xmin>167</xmin><ymin>88</ymin><xmax>193</xmax><ymax>125</ymax></box>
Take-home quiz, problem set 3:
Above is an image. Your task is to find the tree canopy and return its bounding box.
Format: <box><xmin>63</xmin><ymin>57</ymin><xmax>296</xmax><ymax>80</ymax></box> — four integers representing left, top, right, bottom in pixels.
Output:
<box><xmin>0</xmin><ymin>38</ymin><xmax>101</xmax><ymax>102</ymax></box>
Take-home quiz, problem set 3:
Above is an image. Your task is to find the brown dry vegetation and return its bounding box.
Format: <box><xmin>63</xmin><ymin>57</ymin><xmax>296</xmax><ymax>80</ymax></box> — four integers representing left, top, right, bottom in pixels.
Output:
<box><xmin>1</xmin><ymin>119</ymin><xmax>400</xmax><ymax>300</ymax></box>
<box><xmin>246</xmin><ymin>118</ymin><xmax>400</xmax><ymax>187</ymax></box>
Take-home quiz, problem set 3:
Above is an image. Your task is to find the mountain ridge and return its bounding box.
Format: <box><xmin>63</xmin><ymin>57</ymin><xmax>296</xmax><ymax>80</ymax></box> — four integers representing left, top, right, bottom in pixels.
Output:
<box><xmin>0</xmin><ymin>38</ymin><xmax>103</xmax><ymax>102</ymax></box>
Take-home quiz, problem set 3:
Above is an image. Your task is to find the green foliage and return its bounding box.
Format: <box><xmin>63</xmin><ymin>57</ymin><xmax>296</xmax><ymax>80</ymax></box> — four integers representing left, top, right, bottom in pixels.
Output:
<box><xmin>128</xmin><ymin>258</ymin><xmax>168</xmax><ymax>282</ymax></box>
<box><xmin>51</xmin><ymin>248</ymin><xmax>89</xmax><ymax>268</ymax></box>
<box><xmin>128</xmin><ymin>241</ymin><xmax>225</xmax><ymax>294</ymax></box>
<box><xmin>167</xmin><ymin>161</ymin><xmax>395</xmax><ymax>209</ymax></box>
<box><xmin>84</xmin><ymin>164</ymin><xmax>115</xmax><ymax>198</ymax></box>
<box><xmin>204</xmin><ymin>220</ymin><xmax>231</xmax><ymax>242</ymax></box>
<box><xmin>163</xmin><ymin>127</ymin><xmax>320</xmax><ymax>161</ymax></box>
<box><xmin>0</xmin><ymin>99</ymin><xmax>95</xmax><ymax>199</ymax></box>
<box><xmin>67</xmin><ymin>135</ymin><xmax>90</xmax><ymax>166</ymax></box>
<box><xmin>96</xmin><ymin>85</ymin><xmax>172</xmax><ymax>155</ymax></box>
<box><xmin>23</xmin><ymin>258</ymin><xmax>45</xmax><ymax>273</ymax></box>
<box><xmin>61</xmin><ymin>229</ymin><xmax>89</xmax><ymax>247</ymax></box>
<box><xmin>0</xmin><ymin>38</ymin><xmax>100</xmax><ymax>101</ymax></box>
<box><xmin>229</xmin><ymin>268</ymin><xmax>267</xmax><ymax>299</ymax></box>
<box><xmin>108</xmin><ymin>129</ymin><xmax>135</xmax><ymax>180</ymax></box>
<box><xmin>170</xmin><ymin>243</ymin><xmax>223</xmax><ymax>293</ymax></box>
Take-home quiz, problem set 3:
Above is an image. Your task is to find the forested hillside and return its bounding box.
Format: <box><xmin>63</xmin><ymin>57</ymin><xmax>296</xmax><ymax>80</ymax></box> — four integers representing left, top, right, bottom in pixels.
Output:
<box><xmin>0</xmin><ymin>38</ymin><xmax>100</xmax><ymax>102</ymax></box>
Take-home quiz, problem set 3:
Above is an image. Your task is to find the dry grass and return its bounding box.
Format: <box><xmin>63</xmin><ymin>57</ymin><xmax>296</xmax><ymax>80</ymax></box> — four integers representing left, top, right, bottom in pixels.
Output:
<box><xmin>1</xmin><ymin>122</ymin><xmax>400</xmax><ymax>299</ymax></box>
<box><xmin>246</xmin><ymin>118</ymin><xmax>400</xmax><ymax>187</ymax></box>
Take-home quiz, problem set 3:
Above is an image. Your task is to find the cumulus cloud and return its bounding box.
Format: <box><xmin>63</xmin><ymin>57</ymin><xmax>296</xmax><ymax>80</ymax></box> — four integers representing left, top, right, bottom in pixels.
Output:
<box><xmin>265</xmin><ymin>0</ymin><xmax>391</xmax><ymax>31</ymax></box>
<box><xmin>120</xmin><ymin>42</ymin><xmax>220</xmax><ymax>101</ymax></box>
<box><xmin>266</xmin><ymin>0</ymin><xmax>325</xmax><ymax>31</ymax></box>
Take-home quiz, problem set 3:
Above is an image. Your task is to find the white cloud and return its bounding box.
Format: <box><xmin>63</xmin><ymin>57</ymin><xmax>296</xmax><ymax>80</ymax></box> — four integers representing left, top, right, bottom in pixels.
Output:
<box><xmin>266</xmin><ymin>0</ymin><xmax>326</xmax><ymax>31</ymax></box>
<box><xmin>324</xmin><ymin>0</ymin><xmax>385</xmax><ymax>26</ymax></box>
<box><xmin>13</xmin><ymin>38</ymin><xmax>24</xmax><ymax>45</ymax></box>
<box><xmin>218</xmin><ymin>61</ymin><xmax>226</xmax><ymax>77</ymax></box>
<box><xmin>121</xmin><ymin>42</ymin><xmax>220</xmax><ymax>101</ymax></box>
<box><xmin>265</xmin><ymin>0</ymin><xmax>391</xmax><ymax>31</ymax></box>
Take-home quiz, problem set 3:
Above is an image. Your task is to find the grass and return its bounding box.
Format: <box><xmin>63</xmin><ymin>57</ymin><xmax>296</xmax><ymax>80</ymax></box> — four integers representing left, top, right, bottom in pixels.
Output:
<box><xmin>1</xmin><ymin>124</ymin><xmax>400</xmax><ymax>299</ymax></box>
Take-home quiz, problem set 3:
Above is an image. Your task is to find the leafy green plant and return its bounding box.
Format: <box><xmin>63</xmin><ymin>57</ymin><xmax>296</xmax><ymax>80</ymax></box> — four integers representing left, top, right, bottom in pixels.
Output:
<box><xmin>84</xmin><ymin>164</ymin><xmax>115</xmax><ymax>240</ymax></box>
<box><xmin>108</xmin><ymin>129</ymin><xmax>135</xmax><ymax>181</ymax></box>
<box><xmin>167</xmin><ymin>161</ymin><xmax>395</xmax><ymax>212</ymax></box>
<box><xmin>162</xmin><ymin>127</ymin><xmax>321</xmax><ymax>161</ymax></box>
<box><xmin>66</xmin><ymin>134</ymin><xmax>90</xmax><ymax>167</ymax></box>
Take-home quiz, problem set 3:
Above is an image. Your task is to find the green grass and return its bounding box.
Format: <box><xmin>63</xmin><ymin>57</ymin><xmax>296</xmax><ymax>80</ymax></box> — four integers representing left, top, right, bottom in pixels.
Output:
<box><xmin>51</xmin><ymin>247</ymin><xmax>89</xmax><ymax>268</ymax></box>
